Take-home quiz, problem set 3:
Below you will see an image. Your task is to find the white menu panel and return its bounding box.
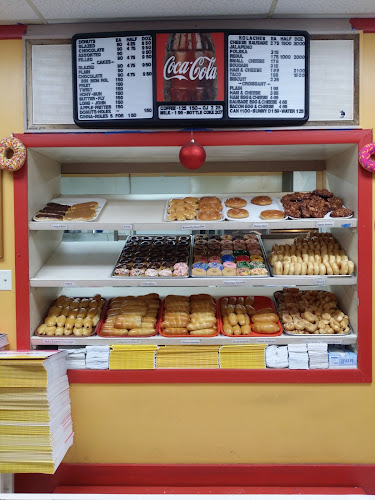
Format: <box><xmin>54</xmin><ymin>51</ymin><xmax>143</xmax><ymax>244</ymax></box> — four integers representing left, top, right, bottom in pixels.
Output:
<box><xmin>76</xmin><ymin>35</ymin><xmax>153</xmax><ymax>121</ymax></box>
<box><xmin>228</xmin><ymin>34</ymin><xmax>306</xmax><ymax>119</ymax></box>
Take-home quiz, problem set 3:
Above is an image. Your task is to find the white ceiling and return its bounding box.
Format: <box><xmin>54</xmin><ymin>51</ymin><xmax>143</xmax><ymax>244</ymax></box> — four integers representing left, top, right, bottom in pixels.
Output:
<box><xmin>0</xmin><ymin>0</ymin><xmax>374</xmax><ymax>24</ymax></box>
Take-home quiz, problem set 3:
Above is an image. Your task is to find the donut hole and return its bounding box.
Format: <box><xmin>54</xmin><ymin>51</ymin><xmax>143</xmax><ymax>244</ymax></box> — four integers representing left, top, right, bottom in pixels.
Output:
<box><xmin>4</xmin><ymin>148</ymin><xmax>14</xmax><ymax>160</ymax></box>
<box><xmin>371</xmin><ymin>154</ymin><xmax>375</xmax><ymax>162</ymax></box>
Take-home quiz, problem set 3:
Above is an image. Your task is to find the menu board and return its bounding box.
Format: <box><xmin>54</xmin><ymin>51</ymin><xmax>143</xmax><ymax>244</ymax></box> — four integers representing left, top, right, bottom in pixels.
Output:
<box><xmin>72</xmin><ymin>30</ymin><xmax>309</xmax><ymax>128</ymax></box>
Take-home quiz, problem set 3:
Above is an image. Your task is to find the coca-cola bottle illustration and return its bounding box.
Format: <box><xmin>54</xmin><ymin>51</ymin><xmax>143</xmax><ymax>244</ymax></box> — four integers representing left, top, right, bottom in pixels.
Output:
<box><xmin>163</xmin><ymin>32</ymin><xmax>218</xmax><ymax>102</ymax></box>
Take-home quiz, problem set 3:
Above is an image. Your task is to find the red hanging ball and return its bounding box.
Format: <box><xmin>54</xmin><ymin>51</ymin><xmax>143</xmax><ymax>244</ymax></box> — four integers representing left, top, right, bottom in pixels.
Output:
<box><xmin>179</xmin><ymin>140</ymin><xmax>206</xmax><ymax>170</ymax></box>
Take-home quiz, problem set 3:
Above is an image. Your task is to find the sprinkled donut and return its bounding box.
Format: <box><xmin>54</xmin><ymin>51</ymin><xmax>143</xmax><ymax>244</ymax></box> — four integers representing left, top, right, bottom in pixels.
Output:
<box><xmin>0</xmin><ymin>136</ymin><xmax>26</xmax><ymax>172</ymax></box>
<box><xmin>359</xmin><ymin>143</ymin><xmax>375</xmax><ymax>173</ymax></box>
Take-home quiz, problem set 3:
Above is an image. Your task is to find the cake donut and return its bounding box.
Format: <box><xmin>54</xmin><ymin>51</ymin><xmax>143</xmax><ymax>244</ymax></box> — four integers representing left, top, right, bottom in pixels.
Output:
<box><xmin>0</xmin><ymin>136</ymin><xmax>26</xmax><ymax>172</ymax></box>
<box><xmin>359</xmin><ymin>143</ymin><xmax>375</xmax><ymax>173</ymax></box>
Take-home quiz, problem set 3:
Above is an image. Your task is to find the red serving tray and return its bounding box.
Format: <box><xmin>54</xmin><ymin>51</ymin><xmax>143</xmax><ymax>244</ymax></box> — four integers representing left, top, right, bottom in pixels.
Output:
<box><xmin>35</xmin><ymin>297</ymin><xmax>108</xmax><ymax>338</ymax></box>
<box><xmin>218</xmin><ymin>296</ymin><xmax>282</xmax><ymax>337</ymax></box>
<box><xmin>97</xmin><ymin>297</ymin><xmax>160</xmax><ymax>338</ymax></box>
<box><xmin>159</xmin><ymin>297</ymin><xmax>219</xmax><ymax>337</ymax></box>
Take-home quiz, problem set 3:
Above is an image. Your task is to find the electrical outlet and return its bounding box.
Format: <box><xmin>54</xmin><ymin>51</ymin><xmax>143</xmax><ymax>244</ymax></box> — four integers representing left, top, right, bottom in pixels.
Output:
<box><xmin>0</xmin><ymin>270</ymin><xmax>12</xmax><ymax>291</ymax></box>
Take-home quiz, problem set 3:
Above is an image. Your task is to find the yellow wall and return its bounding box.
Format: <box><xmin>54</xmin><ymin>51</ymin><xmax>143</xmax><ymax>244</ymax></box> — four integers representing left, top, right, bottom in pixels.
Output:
<box><xmin>2</xmin><ymin>34</ymin><xmax>375</xmax><ymax>465</ymax></box>
<box><xmin>0</xmin><ymin>40</ymin><xmax>23</xmax><ymax>349</ymax></box>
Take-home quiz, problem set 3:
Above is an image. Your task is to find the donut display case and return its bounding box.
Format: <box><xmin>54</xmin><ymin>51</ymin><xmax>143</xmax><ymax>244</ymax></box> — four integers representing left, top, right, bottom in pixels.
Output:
<box><xmin>13</xmin><ymin>128</ymin><xmax>371</xmax><ymax>383</ymax></box>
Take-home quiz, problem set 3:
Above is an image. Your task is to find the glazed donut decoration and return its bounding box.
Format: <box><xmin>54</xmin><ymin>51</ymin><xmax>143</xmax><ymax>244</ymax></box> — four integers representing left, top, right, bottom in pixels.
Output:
<box><xmin>0</xmin><ymin>136</ymin><xmax>26</xmax><ymax>172</ymax></box>
<box><xmin>359</xmin><ymin>143</ymin><xmax>375</xmax><ymax>173</ymax></box>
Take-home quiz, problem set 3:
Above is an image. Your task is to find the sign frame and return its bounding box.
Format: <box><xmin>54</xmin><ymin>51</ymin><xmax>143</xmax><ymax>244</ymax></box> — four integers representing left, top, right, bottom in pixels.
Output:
<box><xmin>72</xmin><ymin>29</ymin><xmax>310</xmax><ymax>129</ymax></box>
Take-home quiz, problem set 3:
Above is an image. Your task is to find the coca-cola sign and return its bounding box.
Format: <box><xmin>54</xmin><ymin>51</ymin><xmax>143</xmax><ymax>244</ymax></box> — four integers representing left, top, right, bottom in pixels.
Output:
<box><xmin>72</xmin><ymin>29</ymin><xmax>309</xmax><ymax>128</ymax></box>
<box><xmin>163</xmin><ymin>56</ymin><xmax>217</xmax><ymax>82</ymax></box>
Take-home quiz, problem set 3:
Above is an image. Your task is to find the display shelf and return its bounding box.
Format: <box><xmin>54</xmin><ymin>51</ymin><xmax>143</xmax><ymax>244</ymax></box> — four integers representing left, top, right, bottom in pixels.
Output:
<box><xmin>29</xmin><ymin>241</ymin><xmax>357</xmax><ymax>287</ymax></box>
<box><xmin>30</xmin><ymin>333</ymin><xmax>357</xmax><ymax>346</ymax></box>
<box><xmin>28</xmin><ymin>197</ymin><xmax>358</xmax><ymax>231</ymax></box>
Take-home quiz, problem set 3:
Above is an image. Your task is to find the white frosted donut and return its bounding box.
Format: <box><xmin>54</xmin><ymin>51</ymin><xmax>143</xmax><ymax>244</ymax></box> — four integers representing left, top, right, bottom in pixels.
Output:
<box><xmin>0</xmin><ymin>136</ymin><xmax>26</xmax><ymax>172</ymax></box>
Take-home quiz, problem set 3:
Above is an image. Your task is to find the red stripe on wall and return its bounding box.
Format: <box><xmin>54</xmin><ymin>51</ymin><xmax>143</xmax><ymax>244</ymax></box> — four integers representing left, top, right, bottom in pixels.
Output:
<box><xmin>14</xmin><ymin>464</ymin><xmax>375</xmax><ymax>494</ymax></box>
<box><xmin>0</xmin><ymin>25</ymin><xmax>27</xmax><ymax>39</ymax></box>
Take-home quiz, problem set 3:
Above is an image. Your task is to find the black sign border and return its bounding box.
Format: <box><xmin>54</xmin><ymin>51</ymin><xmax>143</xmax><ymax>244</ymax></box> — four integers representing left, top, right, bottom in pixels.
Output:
<box><xmin>72</xmin><ymin>29</ymin><xmax>310</xmax><ymax>129</ymax></box>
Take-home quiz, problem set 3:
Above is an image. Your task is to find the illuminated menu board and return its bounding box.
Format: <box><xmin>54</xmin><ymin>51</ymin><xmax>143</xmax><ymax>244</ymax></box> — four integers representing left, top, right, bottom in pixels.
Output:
<box><xmin>72</xmin><ymin>30</ymin><xmax>309</xmax><ymax>128</ymax></box>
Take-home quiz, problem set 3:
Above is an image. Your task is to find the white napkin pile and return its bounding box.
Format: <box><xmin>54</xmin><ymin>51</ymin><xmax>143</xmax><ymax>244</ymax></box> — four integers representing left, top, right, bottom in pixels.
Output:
<box><xmin>265</xmin><ymin>345</ymin><xmax>289</xmax><ymax>369</ymax></box>
<box><xmin>61</xmin><ymin>348</ymin><xmax>86</xmax><ymax>370</ymax></box>
<box><xmin>308</xmin><ymin>343</ymin><xmax>328</xmax><ymax>369</ymax></box>
<box><xmin>85</xmin><ymin>346</ymin><xmax>110</xmax><ymax>370</ymax></box>
<box><xmin>288</xmin><ymin>343</ymin><xmax>309</xmax><ymax>369</ymax></box>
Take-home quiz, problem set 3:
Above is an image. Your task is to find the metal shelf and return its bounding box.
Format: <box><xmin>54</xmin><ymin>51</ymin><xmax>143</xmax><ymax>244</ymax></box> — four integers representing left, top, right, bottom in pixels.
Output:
<box><xmin>29</xmin><ymin>241</ymin><xmax>357</xmax><ymax>287</ymax></box>
<box><xmin>28</xmin><ymin>197</ymin><xmax>358</xmax><ymax>231</ymax></box>
<box><xmin>31</xmin><ymin>333</ymin><xmax>357</xmax><ymax>347</ymax></box>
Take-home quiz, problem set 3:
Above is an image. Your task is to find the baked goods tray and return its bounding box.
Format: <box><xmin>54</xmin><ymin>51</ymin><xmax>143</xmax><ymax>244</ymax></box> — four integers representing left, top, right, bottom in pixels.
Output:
<box><xmin>32</xmin><ymin>197</ymin><xmax>107</xmax><ymax>222</ymax></box>
<box><xmin>158</xmin><ymin>298</ymin><xmax>220</xmax><ymax>337</ymax></box>
<box><xmin>218</xmin><ymin>296</ymin><xmax>282</xmax><ymax>337</ymax></box>
<box><xmin>273</xmin><ymin>291</ymin><xmax>353</xmax><ymax>337</ymax></box>
<box><xmin>223</xmin><ymin>196</ymin><xmax>286</xmax><ymax>222</ymax></box>
<box><xmin>191</xmin><ymin>233</ymin><xmax>270</xmax><ymax>278</ymax></box>
<box><xmin>111</xmin><ymin>234</ymin><xmax>192</xmax><ymax>278</ymax></box>
<box><xmin>287</xmin><ymin>207</ymin><xmax>353</xmax><ymax>221</ymax></box>
<box><xmin>34</xmin><ymin>297</ymin><xmax>108</xmax><ymax>338</ymax></box>
<box><xmin>164</xmin><ymin>197</ymin><xmax>225</xmax><ymax>222</ymax></box>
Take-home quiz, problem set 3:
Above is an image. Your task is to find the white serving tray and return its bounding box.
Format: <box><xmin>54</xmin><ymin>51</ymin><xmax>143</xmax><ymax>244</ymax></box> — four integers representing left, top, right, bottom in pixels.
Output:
<box><xmin>223</xmin><ymin>196</ymin><xmax>286</xmax><ymax>222</ymax></box>
<box><xmin>33</xmin><ymin>197</ymin><xmax>107</xmax><ymax>222</ymax></box>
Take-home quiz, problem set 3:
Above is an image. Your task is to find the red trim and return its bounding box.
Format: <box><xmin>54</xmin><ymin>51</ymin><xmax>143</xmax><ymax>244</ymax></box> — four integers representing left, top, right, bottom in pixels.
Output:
<box><xmin>53</xmin><ymin>486</ymin><xmax>365</xmax><ymax>494</ymax></box>
<box><xmin>350</xmin><ymin>18</ymin><xmax>375</xmax><ymax>32</ymax></box>
<box><xmin>16</xmin><ymin>129</ymin><xmax>370</xmax><ymax>149</ymax></box>
<box><xmin>13</xmin><ymin>464</ymin><xmax>375</xmax><ymax>494</ymax></box>
<box><xmin>0</xmin><ymin>25</ymin><xmax>27</xmax><ymax>39</ymax></box>
<box><xmin>68</xmin><ymin>367</ymin><xmax>365</xmax><ymax>384</ymax></box>
<box><xmin>14</xmin><ymin>129</ymin><xmax>373</xmax><ymax>382</ymax></box>
<box><xmin>13</xmin><ymin>163</ymin><xmax>30</xmax><ymax>350</ymax></box>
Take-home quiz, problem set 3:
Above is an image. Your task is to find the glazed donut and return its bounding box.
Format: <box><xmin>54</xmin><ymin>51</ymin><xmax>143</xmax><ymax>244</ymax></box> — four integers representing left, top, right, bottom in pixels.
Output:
<box><xmin>359</xmin><ymin>143</ymin><xmax>375</xmax><ymax>173</ymax></box>
<box><xmin>0</xmin><ymin>136</ymin><xmax>26</xmax><ymax>172</ymax></box>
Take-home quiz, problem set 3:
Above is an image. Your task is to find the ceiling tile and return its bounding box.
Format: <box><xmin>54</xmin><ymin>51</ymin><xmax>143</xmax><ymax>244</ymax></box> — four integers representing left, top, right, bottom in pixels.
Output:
<box><xmin>274</xmin><ymin>0</ymin><xmax>375</xmax><ymax>17</ymax></box>
<box><xmin>32</xmin><ymin>0</ymin><xmax>273</xmax><ymax>22</ymax></box>
<box><xmin>0</xmin><ymin>0</ymin><xmax>41</xmax><ymax>22</ymax></box>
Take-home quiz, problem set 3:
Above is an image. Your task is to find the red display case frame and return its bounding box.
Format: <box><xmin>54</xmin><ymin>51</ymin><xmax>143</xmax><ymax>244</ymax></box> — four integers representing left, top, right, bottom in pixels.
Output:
<box><xmin>13</xmin><ymin>129</ymin><xmax>372</xmax><ymax>383</ymax></box>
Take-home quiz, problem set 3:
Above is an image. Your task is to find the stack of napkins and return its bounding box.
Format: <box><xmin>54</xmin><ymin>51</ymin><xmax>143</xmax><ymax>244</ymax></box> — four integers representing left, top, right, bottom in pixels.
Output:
<box><xmin>265</xmin><ymin>345</ymin><xmax>289</xmax><ymax>369</ymax></box>
<box><xmin>219</xmin><ymin>345</ymin><xmax>266</xmax><ymax>369</ymax></box>
<box><xmin>110</xmin><ymin>345</ymin><xmax>158</xmax><ymax>370</ymax></box>
<box><xmin>0</xmin><ymin>350</ymin><xmax>73</xmax><ymax>474</ymax></box>
<box><xmin>156</xmin><ymin>346</ymin><xmax>219</xmax><ymax>369</ymax></box>
<box><xmin>58</xmin><ymin>348</ymin><xmax>86</xmax><ymax>370</ymax></box>
<box><xmin>308</xmin><ymin>343</ymin><xmax>328</xmax><ymax>369</ymax></box>
<box><xmin>85</xmin><ymin>346</ymin><xmax>109</xmax><ymax>369</ymax></box>
<box><xmin>288</xmin><ymin>344</ymin><xmax>309</xmax><ymax>369</ymax></box>
<box><xmin>0</xmin><ymin>333</ymin><xmax>8</xmax><ymax>350</ymax></box>
<box><xmin>328</xmin><ymin>346</ymin><xmax>357</xmax><ymax>368</ymax></box>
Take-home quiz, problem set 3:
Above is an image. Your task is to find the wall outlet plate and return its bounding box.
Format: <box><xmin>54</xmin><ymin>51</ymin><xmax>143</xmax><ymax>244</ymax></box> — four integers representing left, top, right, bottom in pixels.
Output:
<box><xmin>0</xmin><ymin>270</ymin><xmax>12</xmax><ymax>291</ymax></box>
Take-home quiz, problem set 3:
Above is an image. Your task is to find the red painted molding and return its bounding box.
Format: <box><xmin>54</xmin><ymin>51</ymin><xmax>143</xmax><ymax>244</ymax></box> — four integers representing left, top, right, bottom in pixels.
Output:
<box><xmin>0</xmin><ymin>25</ymin><xmax>27</xmax><ymax>39</ymax></box>
<box><xmin>16</xmin><ymin>129</ymin><xmax>370</xmax><ymax>149</ymax></box>
<box><xmin>67</xmin><ymin>367</ymin><xmax>366</xmax><ymax>384</ymax></box>
<box><xmin>350</xmin><ymin>18</ymin><xmax>375</xmax><ymax>32</ymax></box>
<box><xmin>14</xmin><ymin>464</ymin><xmax>375</xmax><ymax>494</ymax></box>
<box><xmin>14</xmin><ymin>129</ymin><xmax>373</xmax><ymax>382</ymax></box>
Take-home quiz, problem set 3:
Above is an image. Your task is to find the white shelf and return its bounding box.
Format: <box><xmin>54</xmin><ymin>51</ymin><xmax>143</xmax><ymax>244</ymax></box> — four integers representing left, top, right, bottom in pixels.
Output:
<box><xmin>31</xmin><ymin>333</ymin><xmax>357</xmax><ymax>347</ymax></box>
<box><xmin>28</xmin><ymin>198</ymin><xmax>358</xmax><ymax>231</ymax></box>
<box><xmin>30</xmin><ymin>241</ymin><xmax>357</xmax><ymax>287</ymax></box>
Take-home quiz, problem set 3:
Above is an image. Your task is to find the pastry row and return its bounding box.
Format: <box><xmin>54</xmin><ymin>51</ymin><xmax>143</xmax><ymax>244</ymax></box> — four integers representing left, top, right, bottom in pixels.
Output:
<box><xmin>35</xmin><ymin>292</ymin><xmax>351</xmax><ymax>338</ymax></box>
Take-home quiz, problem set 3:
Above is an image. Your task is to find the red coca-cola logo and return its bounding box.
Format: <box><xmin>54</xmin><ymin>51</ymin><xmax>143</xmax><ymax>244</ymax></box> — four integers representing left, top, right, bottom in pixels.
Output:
<box><xmin>163</xmin><ymin>56</ymin><xmax>217</xmax><ymax>81</ymax></box>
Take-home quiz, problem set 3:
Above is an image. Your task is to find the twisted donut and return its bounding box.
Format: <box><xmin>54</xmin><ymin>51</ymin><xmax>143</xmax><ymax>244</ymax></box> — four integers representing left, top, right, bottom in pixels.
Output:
<box><xmin>359</xmin><ymin>143</ymin><xmax>375</xmax><ymax>173</ymax></box>
<box><xmin>0</xmin><ymin>136</ymin><xmax>26</xmax><ymax>172</ymax></box>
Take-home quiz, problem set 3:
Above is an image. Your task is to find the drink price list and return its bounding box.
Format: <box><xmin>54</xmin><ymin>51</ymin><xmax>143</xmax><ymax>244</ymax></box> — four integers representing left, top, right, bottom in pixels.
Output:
<box><xmin>227</xmin><ymin>34</ymin><xmax>307</xmax><ymax>119</ymax></box>
<box><xmin>75</xmin><ymin>35</ymin><xmax>153</xmax><ymax>121</ymax></box>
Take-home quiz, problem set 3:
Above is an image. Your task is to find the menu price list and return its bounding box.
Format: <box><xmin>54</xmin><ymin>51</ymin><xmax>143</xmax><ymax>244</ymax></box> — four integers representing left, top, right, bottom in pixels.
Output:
<box><xmin>75</xmin><ymin>35</ymin><xmax>153</xmax><ymax>121</ymax></box>
<box><xmin>227</xmin><ymin>34</ymin><xmax>307</xmax><ymax>119</ymax></box>
<box><xmin>158</xmin><ymin>104</ymin><xmax>223</xmax><ymax>119</ymax></box>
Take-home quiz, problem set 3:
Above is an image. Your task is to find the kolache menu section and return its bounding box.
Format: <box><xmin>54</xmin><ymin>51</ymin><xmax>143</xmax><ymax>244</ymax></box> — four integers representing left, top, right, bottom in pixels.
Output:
<box><xmin>227</xmin><ymin>34</ymin><xmax>307</xmax><ymax>119</ymax></box>
<box><xmin>72</xmin><ymin>30</ymin><xmax>309</xmax><ymax>128</ymax></box>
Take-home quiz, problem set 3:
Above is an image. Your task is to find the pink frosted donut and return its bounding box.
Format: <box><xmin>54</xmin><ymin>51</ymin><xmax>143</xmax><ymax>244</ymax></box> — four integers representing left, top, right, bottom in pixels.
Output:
<box><xmin>0</xmin><ymin>136</ymin><xmax>26</xmax><ymax>172</ymax></box>
<box><xmin>359</xmin><ymin>143</ymin><xmax>375</xmax><ymax>172</ymax></box>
